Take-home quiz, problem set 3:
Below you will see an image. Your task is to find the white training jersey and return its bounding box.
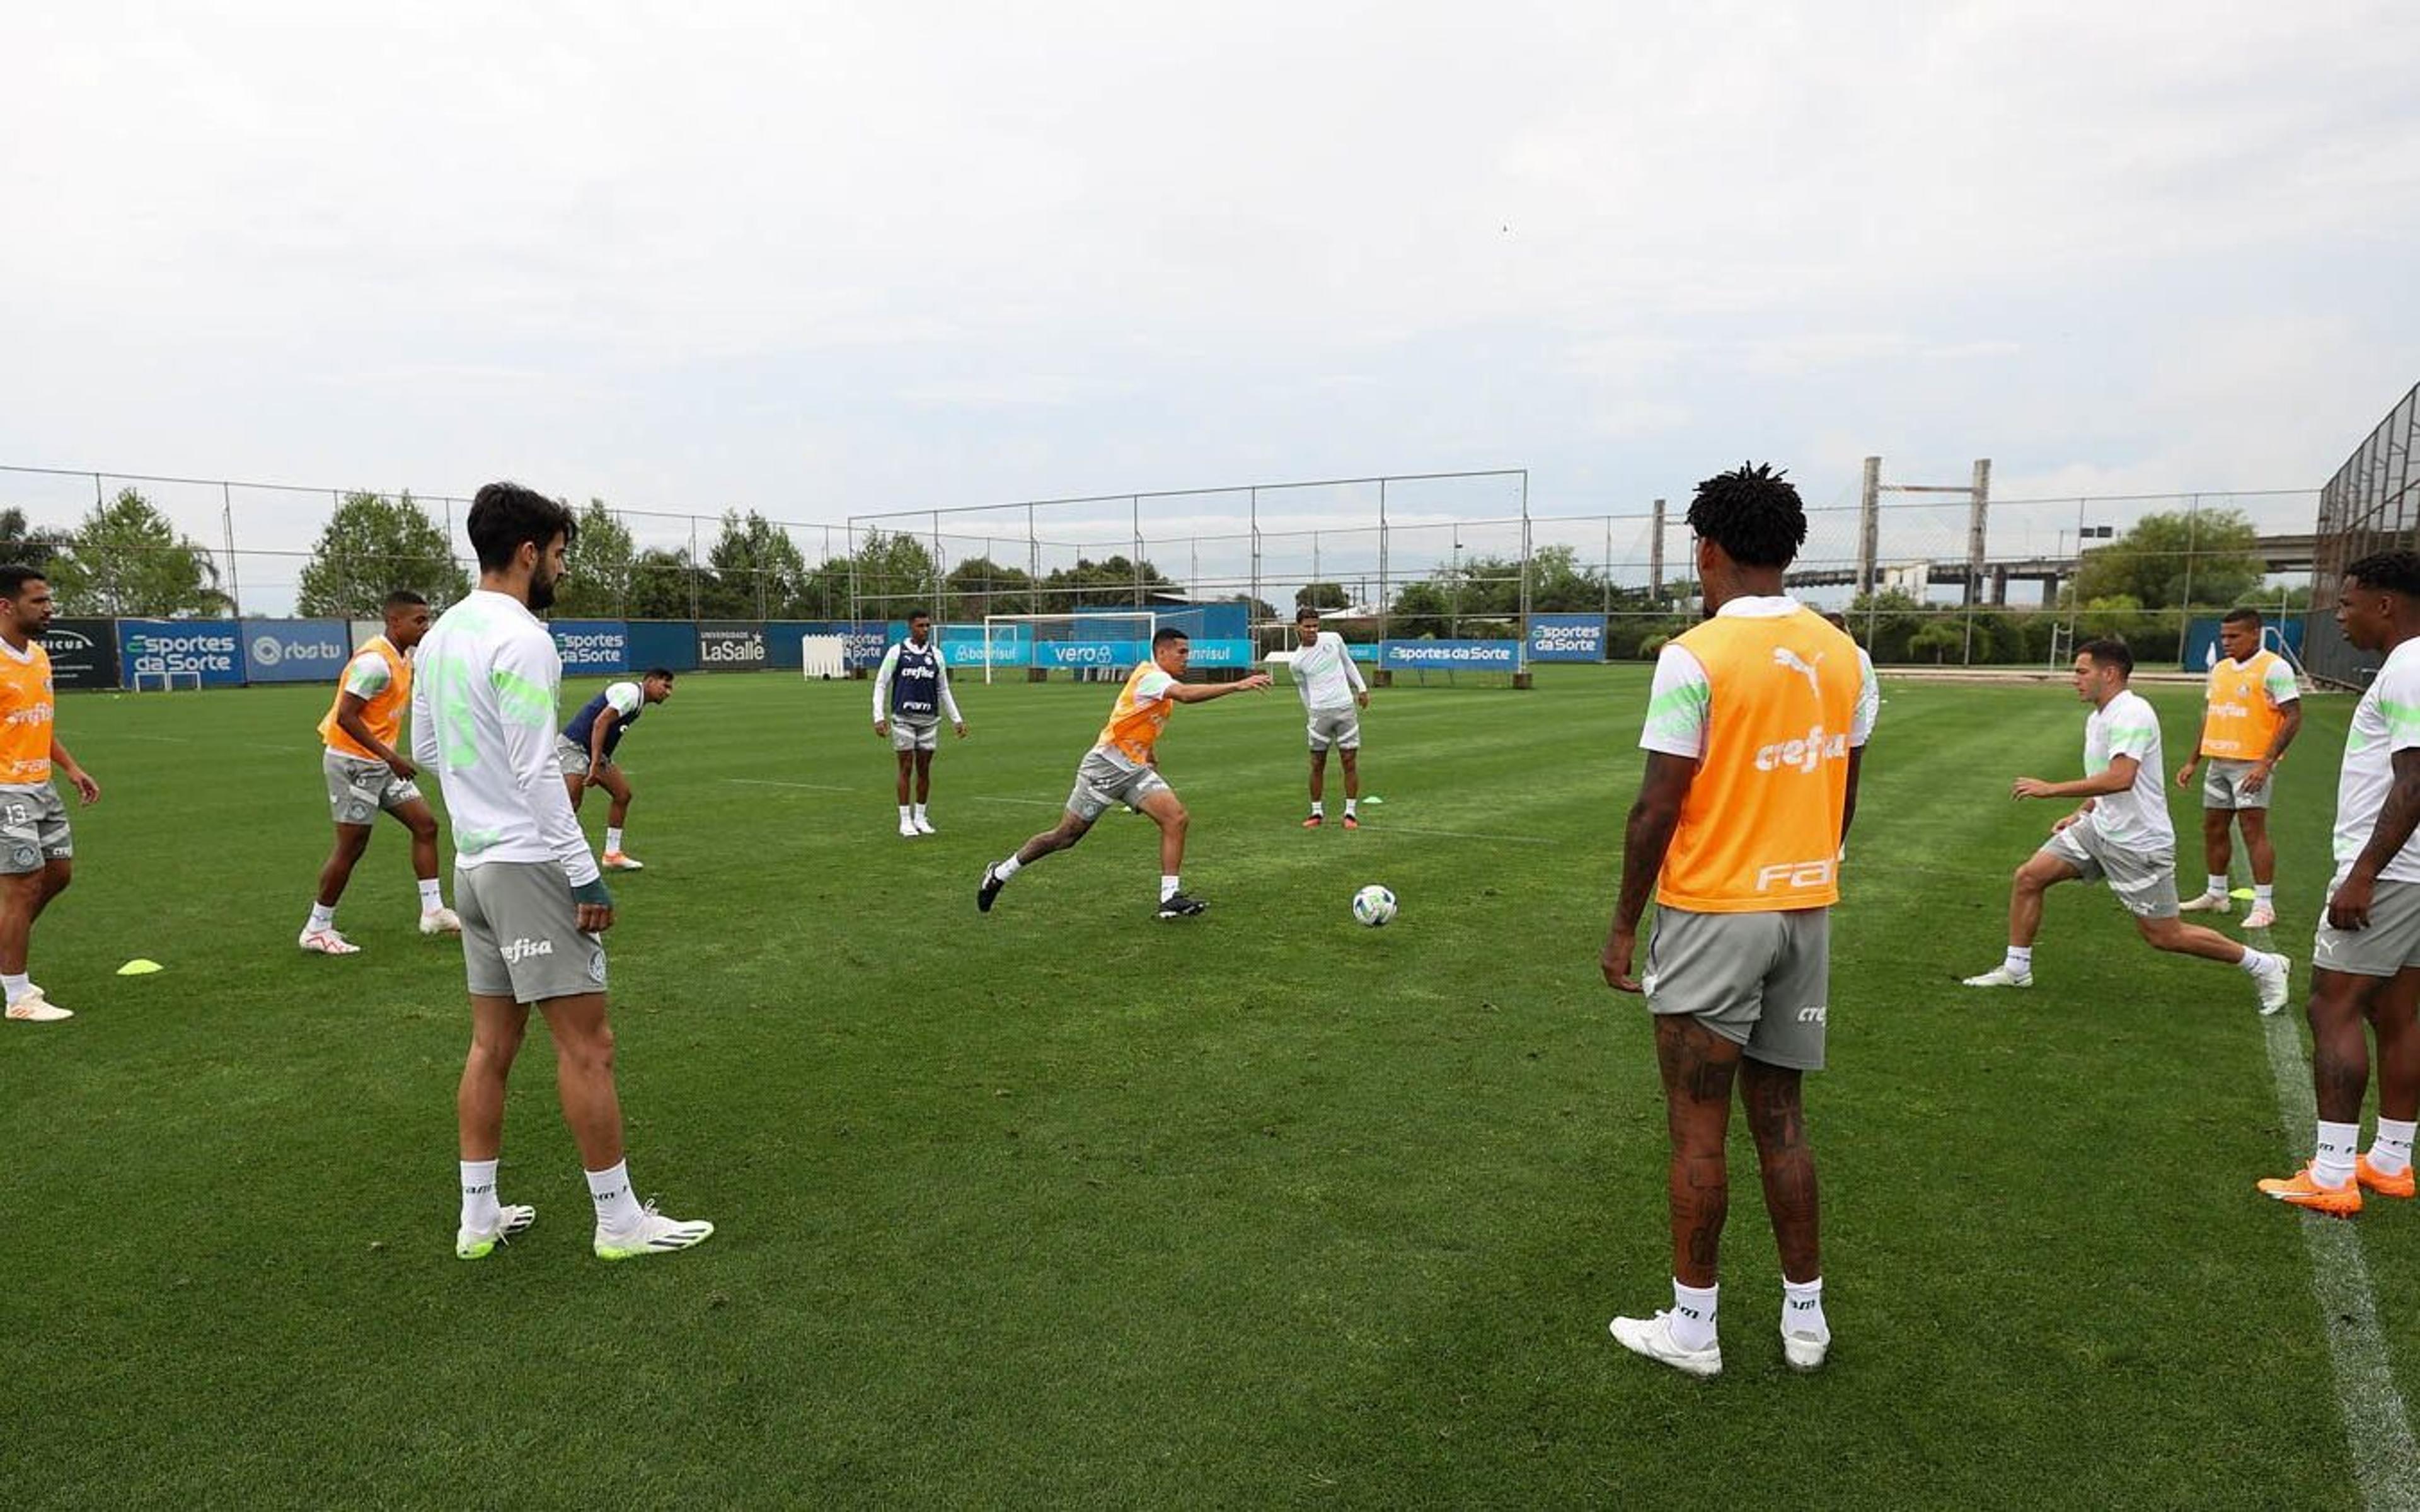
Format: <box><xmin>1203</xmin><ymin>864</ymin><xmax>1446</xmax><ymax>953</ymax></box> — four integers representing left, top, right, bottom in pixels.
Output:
<box><xmin>2332</xmin><ymin>636</ymin><xmax>2420</xmax><ymax>885</ymax></box>
<box><xmin>410</xmin><ymin>589</ymin><xmax>599</xmax><ymax>885</ymax></box>
<box><xmin>1289</xmin><ymin>631</ymin><xmax>1367</xmax><ymax>712</ymax></box>
<box><xmin>601</xmin><ymin>680</ymin><xmax>643</xmax><ymax>718</ymax></box>
<box><xmin>2083</xmin><ymin>689</ymin><xmax>2172</xmax><ymax>852</ymax></box>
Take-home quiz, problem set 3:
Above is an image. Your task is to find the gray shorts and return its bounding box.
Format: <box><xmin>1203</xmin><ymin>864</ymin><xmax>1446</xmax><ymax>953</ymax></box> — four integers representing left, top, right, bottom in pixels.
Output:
<box><xmin>1065</xmin><ymin>748</ymin><xmax>1171</xmax><ymax>823</ymax></box>
<box><xmin>1643</xmin><ymin>905</ymin><xmax>1831</xmax><ymax>1071</ymax></box>
<box><xmin>0</xmin><ymin>785</ymin><xmax>71</xmax><ymax>874</ymax></box>
<box><xmin>889</xmin><ymin>719</ymin><xmax>940</xmax><ymax>753</ymax></box>
<box><xmin>1306</xmin><ymin>707</ymin><xmax>1362</xmax><ymax>753</ymax></box>
<box><xmin>555</xmin><ymin>737</ymin><xmax>616</xmax><ymax>779</ymax></box>
<box><xmin>456</xmin><ymin>861</ymin><xmax>609</xmax><ymax>1004</ymax></box>
<box><xmin>2040</xmin><ymin>822</ymin><xmax>2180</xmax><ymax>919</ymax></box>
<box><xmin>2202</xmin><ymin>759</ymin><xmax>2273</xmax><ymax>811</ymax></box>
<box><xmin>2313</xmin><ymin>879</ymin><xmax>2420</xmax><ymax>980</ymax></box>
<box><xmin>324</xmin><ymin>749</ymin><xmax>424</xmax><ymax>826</ymax></box>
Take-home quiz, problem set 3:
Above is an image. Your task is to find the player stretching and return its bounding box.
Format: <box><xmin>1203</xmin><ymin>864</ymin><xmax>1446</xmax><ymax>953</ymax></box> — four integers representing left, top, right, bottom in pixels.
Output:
<box><xmin>1289</xmin><ymin>605</ymin><xmax>1369</xmax><ymax>828</ymax></box>
<box><xmin>2259</xmin><ymin>552</ymin><xmax>2420</xmax><ymax>1214</ymax></box>
<box><xmin>0</xmin><ymin>566</ymin><xmax>99</xmax><ymax>1023</ymax></box>
<box><xmin>1601</xmin><ymin>464</ymin><xmax>1876</xmax><ymax>1377</ymax></box>
<box><xmin>300</xmin><ymin>590</ymin><xmax>462</xmax><ymax>954</ymax></box>
<box><xmin>415</xmin><ymin>484</ymin><xmax>711</xmax><ymax>1262</ymax></box>
<box><xmin>978</xmin><ymin>627</ymin><xmax>1270</xmax><ymax>919</ymax></box>
<box><xmin>556</xmin><ymin>668</ymin><xmax>675</xmax><ymax>871</ymax></box>
<box><xmin>1961</xmin><ymin>639</ymin><xmax>2289</xmax><ymax>1009</ymax></box>
<box><xmin>2175</xmin><ymin>607</ymin><xmax>2302</xmax><ymax>927</ymax></box>
<box><xmin>872</xmin><ymin>610</ymin><xmax>967</xmax><ymax>837</ymax></box>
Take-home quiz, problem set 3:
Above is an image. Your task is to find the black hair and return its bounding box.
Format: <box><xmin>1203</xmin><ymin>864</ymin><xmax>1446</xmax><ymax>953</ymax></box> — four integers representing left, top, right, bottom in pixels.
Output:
<box><xmin>1294</xmin><ymin>605</ymin><xmax>1321</xmax><ymax>622</ymax></box>
<box><xmin>643</xmin><ymin>667</ymin><xmax>677</xmax><ymax>682</ymax></box>
<box><xmin>384</xmin><ymin>589</ymin><xmax>429</xmax><ymax>612</ymax></box>
<box><xmin>1686</xmin><ymin>463</ymin><xmax>1806</xmax><ymax>570</ymax></box>
<box><xmin>908</xmin><ymin>609</ymin><xmax>931</xmax><ymax>622</ymax></box>
<box><xmin>0</xmin><ymin>564</ymin><xmax>47</xmax><ymax>600</ymax></box>
<box><xmin>2077</xmin><ymin>638</ymin><xmax>2134</xmax><ymax>677</ymax></box>
<box><xmin>2221</xmin><ymin>606</ymin><xmax>2263</xmax><ymax>628</ymax></box>
<box><xmin>1151</xmin><ymin>626</ymin><xmax>1190</xmax><ymax>648</ymax></box>
<box><xmin>466</xmin><ymin>483</ymin><xmax>577</xmax><ymax>573</ymax></box>
<box><xmin>2346</xmin><ymin>551</ymin><xmax>2420</xmax><ymax>599</ymax></box>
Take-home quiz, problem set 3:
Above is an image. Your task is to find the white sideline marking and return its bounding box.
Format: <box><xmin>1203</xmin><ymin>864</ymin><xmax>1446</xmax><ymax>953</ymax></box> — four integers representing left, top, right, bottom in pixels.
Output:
<box><xmin>1361</xmin><ymin>823</ymin><xmax>1553</xmax><ymax>846</ymax></box>
<box><xmin>2259</xmin><ymin>1009</ymin><xmax>2420</xmax><ymax>1510</ymax></box>
<box><xmin>975</xmin><ymin>796</ymin><xmax>1064</xmax><ymax>808</ymax></box>
<box><xmin>722</xmin><ymin>778</ymin><xmax>854</xmax><ymax>793</ymax></box>
<box><xmin>122</xmin><ymin>734</ymin><xmax>191</xmax><ymax>744</ymax></box>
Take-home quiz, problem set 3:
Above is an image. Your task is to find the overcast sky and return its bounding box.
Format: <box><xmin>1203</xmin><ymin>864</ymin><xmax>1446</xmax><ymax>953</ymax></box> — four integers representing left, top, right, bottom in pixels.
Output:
<box><xmin>6</xmin><ymin>1</ymin><xmax>2416</xmax><ymax>609</ymax></box>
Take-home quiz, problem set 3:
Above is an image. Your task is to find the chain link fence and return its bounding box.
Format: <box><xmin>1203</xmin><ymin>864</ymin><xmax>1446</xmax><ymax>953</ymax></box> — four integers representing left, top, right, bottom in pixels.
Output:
<box><xmin>2306</xmin><ymin>383</ymin><xmax>2420</xmax><ymax>687</ymax></box>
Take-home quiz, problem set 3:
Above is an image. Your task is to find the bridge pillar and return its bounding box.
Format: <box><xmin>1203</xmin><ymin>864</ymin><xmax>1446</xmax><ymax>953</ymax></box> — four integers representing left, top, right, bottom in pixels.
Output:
<box><xmin>1991</xmin><ymin>566</ymin><xmax>2008</xmax><ymax>605</ymax></box>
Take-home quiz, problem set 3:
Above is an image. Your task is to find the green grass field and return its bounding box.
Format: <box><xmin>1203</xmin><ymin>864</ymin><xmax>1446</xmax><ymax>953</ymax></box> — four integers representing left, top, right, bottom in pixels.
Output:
<box><xmin>7</xmin><ymin>665</ymin><xmax>2412</xmax><ymax>1509</ymax></box>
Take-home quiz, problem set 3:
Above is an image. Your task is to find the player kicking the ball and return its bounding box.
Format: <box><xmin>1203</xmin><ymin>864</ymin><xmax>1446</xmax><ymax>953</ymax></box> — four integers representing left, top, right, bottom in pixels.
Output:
<box><xmin>978</xmin><ymin>627</ymin><xmax>1269</xmax><ymax>919</ymax></box>
<box><xmin>2259</xmin><ymin>552</ymin><xmax>2420</xmax><ymax>1215</ymax></box>
<box><xmin>415</xmin><ymin>483</ymin><xmax>711</xmax><ymax>1263</ymax></box>
<box><xmin>1961</xmin><ymin>638</ymin><xmax>2289</xmax><ymax>1010</ymax></box>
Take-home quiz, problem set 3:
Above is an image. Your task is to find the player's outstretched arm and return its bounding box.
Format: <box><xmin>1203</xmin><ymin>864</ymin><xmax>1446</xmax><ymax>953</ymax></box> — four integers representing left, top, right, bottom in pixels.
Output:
<box><xmin>1602</xmin><ymin>751</ymin><xmax>1698</xmax><ymax>993</ymax></box>
<box><xmin>1166</xmin><ymin>673</ymin><xmax>1271</xmax><ymax>704</ymax></box>
<box><xmin>2014</xmin><ymin>755</ymin><xmax>2138</xmax><ymax>802</ymax></box>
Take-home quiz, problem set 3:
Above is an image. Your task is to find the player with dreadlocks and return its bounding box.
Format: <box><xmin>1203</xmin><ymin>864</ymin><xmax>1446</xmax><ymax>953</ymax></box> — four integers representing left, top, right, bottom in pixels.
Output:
<box><xmin>1599</xmin><ymin>462</ymin><xmax>1879</xmax><ymax>1378</ymax></box>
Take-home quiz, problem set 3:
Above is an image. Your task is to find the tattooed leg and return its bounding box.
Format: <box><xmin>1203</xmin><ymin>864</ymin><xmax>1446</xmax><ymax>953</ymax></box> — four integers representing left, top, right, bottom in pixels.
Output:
<box><xmin>1655</xmin><ymin>1014</ymin><xmax>1741</xmax><ymax>1288</ymax></box>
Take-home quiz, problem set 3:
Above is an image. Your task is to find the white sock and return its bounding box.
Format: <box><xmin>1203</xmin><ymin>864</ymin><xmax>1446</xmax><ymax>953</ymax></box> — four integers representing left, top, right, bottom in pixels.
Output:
<box><xmin>417</xmin><ymin>879</ymin><xmax>442</xmax><ymax>912</ymax></box>
<box><xmin>1782</xmin><ymin>1276</ymin><xmax>1828</xmax><ymax>1342</ymax></box>
<box><xmin>605</xmin><ymin>827</ymin><xmax>625</xmax><ymax>853</ymax></box>
<box><xmin>2206</xmin><ymin>874</ymin><xmax>2228</xmax><ymax>900</ymax></box>
<box><xmin>2256</xmin><ymin>884</ymin><xmax>2275</xmax><ymax>908</ymax></box>
<box><xmin>899</xmin><ymin>805</ymin><xmax>913</xmax><ymax>823</ymax></box>
<box><xmin>2312</xmin><ymin>1120</ymin><xmax>2361</xmax><ymax>1188</ymax></box>
<box><xmin>2370</xmin><ymin>1118</ymin><xmax>2417</xmax><ymax>1177</ymax></box>
<box><xmin>308</xmin><ymin>902</ymin><xmax>336</xmax><ymax>932</ymax></box>
<box><xmin>1160</xmin><ymin>874</ymin><xmax>1180</xmax><ymax>903</ymax></box>
<box><xmin>913</xmin><ymin>803</ymin><xmax>928</xmax><ymax>822</ymax></box>
<box><xmin>2</xmin><ymin>971</ymin><xmax>28</xmax><ymax>1003</ymax></box>
<box><xmin>586</xmin><ymin>1160</ymin><xmax>645</xmax><ymax>1232</ymax></box>
<box><xmin>1345</xmin><ymin>798</ymin><xmax>1358</xmax><ymax>816</ymax></box>
<box><xmin>1309</xmin><ymin>801</ymin><xmax>1324</xmax><ymax>816</ymax></box>
<box><xmin>459</xmin><ymin>1159</ymin><xmax>501</xmax><ymax>1231</ymax></box>
<box><xmin>1668</xmin><ymin>1279</ymin><xmax>1719</xmax><ymax>1351</ymax></box>
<box><xmin>2003</xmin><ymin>946</ymin><xmax>2032</xmax><ymax>975</ymax></box>
<box><xmin>2236</xmin><ymin>948</ymin><xmax>2275</xmax><ymax>976</ymax></box>
<box><xmin>995</xmin><ymin>854</ymin><xmax>1023</xmax><ymax>881</ymax></box>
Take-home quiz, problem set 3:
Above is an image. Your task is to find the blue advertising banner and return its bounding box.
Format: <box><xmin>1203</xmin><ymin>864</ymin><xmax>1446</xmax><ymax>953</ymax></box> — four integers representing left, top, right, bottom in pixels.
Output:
<box><xmin>118</xmin><ymin>620</ymin><xmax>244</xmax><ymax>687</ymax></box>
<box><xmin>939</xmin><ymin>624</ymin><xmax>1029</xmax><ymax>668</ymax></box>
<box><xmin>1380</xmin><ymin>639</ymin><xmax>1521</xmax><ymax>671</ymax></box>
<box><xmin>549</xmin><ymin>620</ymin><xmax>630</xmax><ymax>675</ymax></box>
<box><xmin>1037</xmin><ymin>639</ymin><xmax>1146</xmax><ymax>670</ymax></box>
<box><xmin>1185</xmin><ymin>639</ymin><xmax>1255</xmax><ymax>668</ymax></box>
<box><xmin>2182</xmin><ymin>617</ymin><xmax>2305</xmax><ymax>673</ymax></box>
<box><xmin>1349</xmin><ymin>643</ymin><xmax>1380</xmax><ymax>663</ymax></box>
<box><xmin>626</xmin><ymin>620</ymin><xmax>701</xmax><ymax>673</ymax></box>
<box><xmin>764</xmin><ymin>621</ymin><xmax>819</xmax><ymax>669</ymax></box>
<box><xmin>1527</xmin><ymin>613</ymin><xmax>1607</xmax><ymax>663</ymax></box>
<box><xmin>842</xmin><ymin>622</ymin><xmax>889</xmax><ymax>670</ymax></box>
<box><xmin>241</xmin><ymin>619</ymin><xmax>352</xmax><ymax>684</ymax></box>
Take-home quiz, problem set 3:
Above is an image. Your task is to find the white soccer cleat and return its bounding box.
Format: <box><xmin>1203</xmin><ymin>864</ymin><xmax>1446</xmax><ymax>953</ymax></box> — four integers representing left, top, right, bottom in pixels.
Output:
<box><xmin>1961</xmin><ymin>965</ymin><xmax>2032</xmax><ymax>988</ymax></box>
<box><xmin>2242</xmin><ymin>904</ymin><xmax>2278</xmax><ymax>931</ymax></box>
<box><xmin>912</xmin><ymin>815</ymin><xmax>937</xmax><ymax>835</ymax></box>
<box><xmin>455</xmin><ymin>1204</ymin><xmax>536</xmax><ymax>1261</ymax></box>
<box><xmin>2250</xmin><ymin>951</ymin><xmax>2291</xmax><ymax>1015</ymax></box>
<box><xmin>1783</xmin><ymin>1328</ymin><xmax>1831</xmax><ymax>1372</ymax></box>
<box><xmin>299</xmin><ymin>927</ymin><xmax>362</xmax><ymax>956</ymax></box>
<box><xmin>601</xmin><ymin>850</ymin><xmax>645</xmax><ymax>871</ymax></box>
<box><xmin>1609</xmin><ymin>1312</ymin><xmax>1722</xmax><ymax>1378</ymax></box>
<box><xmin>2179</xmin><ymin>893</ymin><xmax>2232</xmax><ymax>914</ymax></box>
<box><xmin>594</xmin><ymin>1202</ymin><xmax>715</xmax><ymax>1261</ymax></box>
<box><xmin>419</xmin><ymin>907</ymin><xmax>463</xmax><ymax>936</ymax></box>
<box><xmin>898</xmin><ymin>818</ymin><xmax>919</xmax><ymax>839</ymax></box>
<box><xmin>5</xmin><ymin>987</ymin><xmax>71</xmax><ymax>1022</ymax></box>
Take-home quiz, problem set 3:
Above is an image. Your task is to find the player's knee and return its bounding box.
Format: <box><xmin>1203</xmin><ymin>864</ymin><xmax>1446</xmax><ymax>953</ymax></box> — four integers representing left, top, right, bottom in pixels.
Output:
<box><xmin>407</xmin><ymin>813</ymin><xmax>438</xmax><ymax>842</ymax></box>
<box><xmin>2136</xmin><ymin>915</ymin><xmax>2182</xmax><ymax>947</ymax></box>
<box><xmin>559</xmin><ymin>1024</ymin><xmax>616</xmax><ymax>1075</ymax></box>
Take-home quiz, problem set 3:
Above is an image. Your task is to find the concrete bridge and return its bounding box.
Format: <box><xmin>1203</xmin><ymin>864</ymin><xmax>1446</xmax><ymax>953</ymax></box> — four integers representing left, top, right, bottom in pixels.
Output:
<box><xmin>1785</xmin><ymin>533</ymin><xmax>2317</xmax><ymax>603</ymax></box>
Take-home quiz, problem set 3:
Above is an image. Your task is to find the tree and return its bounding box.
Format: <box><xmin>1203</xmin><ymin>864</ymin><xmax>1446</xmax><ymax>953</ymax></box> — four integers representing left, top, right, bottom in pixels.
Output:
<box><xmin>848</xmin><ymin>529</ymin><xmax>943</xmax><ymax>620</ymax></box>
<box><xmin>1296</xmin><ymin>581</ymin><xmax>1350</xmax><ymax>611</ymax></box>
<box><xmin>2071</xmin><ymin>507</ymin><xmax>2262</xmax><ymax>610</ymax></box>
<box><xmin>1034</xmin><ymin>554</ymin><xmax>1177</xmax><ymax>614</ymax></box>
<box><xmin>625</xmin><ymin>547</ymin><xmax>699</xmax><ymax>621</ymax></box>
<box><xmin>49</xmin><ymin>489</ymin><xmax>231</xmax><ymax>617</ymax></box>
<box><xmin>294</xmin><ymin>490</ymin><xmax>470</xmax><ymax>617</ymax></box>
<box><xmin>0</xmin><ymin>508</ymin><xmax>71</xmax><ymax>573</ymax></box>
<box><xmin>1387</xmin><ymin>580</ymin><xmax>1453</xmax><ymax>639</ymax></box>
<box><xmin>1525</xmin><ymin>543</ymin><xmax>1608</xmax><ymax>612</ymax></box>
<box><xmin>704</xmin><ymin>510</ymin><xmax>810</xmax><ymax>618</ymax></box>
<box><xmin>946</xmin><ymin>555</ymin><xmax>1035</xmax><ymax>618</ymax></box>
<box><xmin>551</xmin><ymin>500</ymin><xmax>638</xmax><ymax>617</ymax></box>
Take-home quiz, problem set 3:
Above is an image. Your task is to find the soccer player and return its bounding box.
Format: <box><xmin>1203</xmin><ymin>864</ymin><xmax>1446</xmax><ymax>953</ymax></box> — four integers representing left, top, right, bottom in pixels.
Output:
<box><xmin>556</xmin><ymin>668</ymin><xmax>675</xmax><ymax>871</ymax></box>
<box><xmin>1599</xmin><ymin>464</ymin><xmax>1876</xmax><ymax>1378</ymax></box>
<box><xmin>1288</xmin><ymin>605</ymin><xmax>1369</xmax><ymax>828</ymax></box>
<box><xmin>2175</xmin><ymin>607</ymin><xmax>2302</xmax><ymax>928</ymax></box>
<box><xmin>1961</xmin><ymin>639</ymin><xmax>2290</xmax><ymax>1009</ymax></box>
<box><xmin>977</xmin><ymin>627</ymin><xmax>1271</xmax><ymax>919</ymax></box>
<box><xmin>2257</xmin><ymin>552</ymin><xmax>2420</xmax><ymax>1215</ymax></box>
<box><xmin>299</xmin><ymin>590</ymin><xmax>462</xmax><ymax>954</ymax></box>
<box><xmin>872</xmin><ymin>610</ymin><xmax>967</xmax><ymax>837</ymax></box>
<box><xmin>413</xmin><ymin>483</ymin><xmax>711</xmax><ymax>1262</ymax></box>
<box><xmin>0</xmin><ymin>566</ymin><xmax>99</xmax><ymax>1024</ymax></box>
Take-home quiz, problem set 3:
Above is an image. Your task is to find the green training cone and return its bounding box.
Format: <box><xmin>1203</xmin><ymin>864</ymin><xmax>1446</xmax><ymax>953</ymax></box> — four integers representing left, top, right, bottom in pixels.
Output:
<box><xmin>116</xmin><ymin>958</ymin><xmax>164</xmax><ymax>976</ymax></box>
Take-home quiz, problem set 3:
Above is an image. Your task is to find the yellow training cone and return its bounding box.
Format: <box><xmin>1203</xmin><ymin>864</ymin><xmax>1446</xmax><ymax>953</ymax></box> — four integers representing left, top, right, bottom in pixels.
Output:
<box><xmin>116</xmin><ymin>959</ymin><xmax>164</xmax><ymax>976</ymax></box>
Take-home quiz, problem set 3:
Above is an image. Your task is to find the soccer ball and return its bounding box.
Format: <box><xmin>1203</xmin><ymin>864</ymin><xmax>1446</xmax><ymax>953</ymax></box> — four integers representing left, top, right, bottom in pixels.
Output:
<box><xmin>1352</xmin><ymin>884</ymin><xmax>1397</xmax><ymax>927</ymax></box>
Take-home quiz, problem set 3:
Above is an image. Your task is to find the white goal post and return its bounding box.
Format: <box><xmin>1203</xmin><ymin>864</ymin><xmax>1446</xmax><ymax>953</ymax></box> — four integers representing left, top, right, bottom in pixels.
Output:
<box><xmin>979</xmin><ymin>612</ymin><xmax>1158</xmax><ymax>684</ymax></box>
<box><xmin>130</xmin><ymin>668</ymin><xmax>204</xmax><ymax>692</ymax></box>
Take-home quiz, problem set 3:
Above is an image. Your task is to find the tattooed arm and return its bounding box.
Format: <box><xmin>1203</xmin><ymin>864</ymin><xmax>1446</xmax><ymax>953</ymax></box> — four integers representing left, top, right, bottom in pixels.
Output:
<box><xmin>1602</xmin><ymin>751</ymin><xmax>1698</xmax><ymax>993</ymax></box>
<box><xmin>2332</xmin><ymin>747</ymin><xmax>2420</xmax><ymax>931</ymax></box>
